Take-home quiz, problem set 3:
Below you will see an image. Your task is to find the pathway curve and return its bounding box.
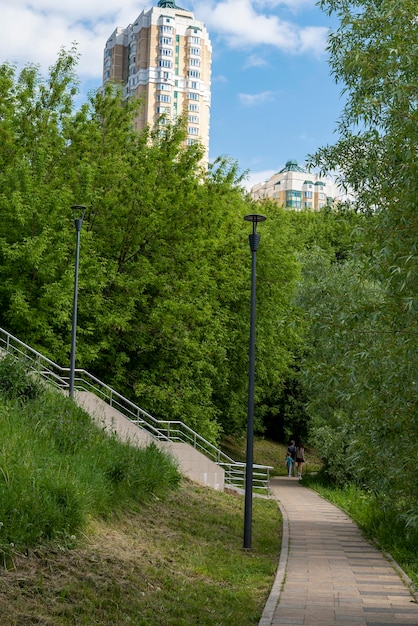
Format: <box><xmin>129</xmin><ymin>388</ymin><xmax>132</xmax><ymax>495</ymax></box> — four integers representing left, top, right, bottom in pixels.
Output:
<box><xmin>259</xmin><ymin>476</ymin><xmax>418</xmax><ymax>626</ymax></box>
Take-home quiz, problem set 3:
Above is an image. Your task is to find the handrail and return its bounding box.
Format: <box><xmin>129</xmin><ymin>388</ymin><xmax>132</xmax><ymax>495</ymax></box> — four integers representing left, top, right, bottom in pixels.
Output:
<box><xmin>0</xmin><ymin>327</ymin><xmax>273</xmax><ymax>494</ymax></box>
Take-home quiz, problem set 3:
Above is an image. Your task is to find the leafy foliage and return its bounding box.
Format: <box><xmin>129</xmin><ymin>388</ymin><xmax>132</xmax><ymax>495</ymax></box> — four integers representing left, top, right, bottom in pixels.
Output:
<box><xmin>0</xmin><ymin>354</ymin><xmax>43</xmax><ymax>403</ymax></box>
<box><xmin>0</xmin><ymin>50</ymin><xmax>308</xmax><ymax>443</ymax></box>
<box><xmin>302</xmin><ymin>0</ymin><xmax>418</xmax><ymax>527</ymax></box>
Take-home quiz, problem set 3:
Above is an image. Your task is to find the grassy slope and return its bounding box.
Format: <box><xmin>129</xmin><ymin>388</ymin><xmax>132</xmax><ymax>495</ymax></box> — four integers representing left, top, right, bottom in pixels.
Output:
<box><xmin>0</xmin><ymin>358</ymin><xmax>282</xmax><ymax>626</ymax></box>
<box><xmin>0</xmin><ymin>481</ymin><xmax>281</xmax><ymax>625</ymax></box>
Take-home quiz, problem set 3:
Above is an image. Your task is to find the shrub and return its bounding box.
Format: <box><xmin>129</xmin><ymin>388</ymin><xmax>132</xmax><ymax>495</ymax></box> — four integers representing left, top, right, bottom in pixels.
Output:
<box><xmin>0</xmin><ymin>354</ymin><xmax>43</xmax><ymax>403</ymax></box>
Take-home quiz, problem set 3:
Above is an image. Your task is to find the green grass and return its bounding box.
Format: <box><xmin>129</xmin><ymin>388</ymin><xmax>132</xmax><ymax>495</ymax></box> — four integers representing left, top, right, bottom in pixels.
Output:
<box><xmin>0</xmin><ymin>482</ymin><xmax>281</xmax><ymax>625</ymax></box>
<box><xmin>304</xmin><ymin>476</ymin><xmax>418</xmax><ymax>588</ymax></box>
<box><xmin>0</xmin><ymin>356</ymin><xmax>281</xmax><ymax>624</ymax></box>
<box><xmin>0</xmin><ymin>387</ymin><xmax>180</xmax><ymax>554</ymax></box>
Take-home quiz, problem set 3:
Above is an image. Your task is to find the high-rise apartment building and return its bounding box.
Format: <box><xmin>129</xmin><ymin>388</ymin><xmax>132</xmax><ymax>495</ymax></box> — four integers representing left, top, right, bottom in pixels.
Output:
<box><xmin>103</xmin><ymin>0</ymin><xmax>212</xmax><ymax>159</ymax></box>
<box><xmin>250</xmin><ymin>160</ymin><xmax>342</xmax><ymax>210</ymax></box>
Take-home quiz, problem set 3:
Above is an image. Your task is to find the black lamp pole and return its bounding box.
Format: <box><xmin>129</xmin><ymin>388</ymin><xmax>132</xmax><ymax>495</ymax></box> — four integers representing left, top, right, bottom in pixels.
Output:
<box><xmin>69</xmin><ymin>205</ymin><xmax>86</xmax><ymax>399</ymax></box>
<box><xmin>243</xmin><ymin>213</ymin><xmax>266</xmax><ymax>550</ymax></box>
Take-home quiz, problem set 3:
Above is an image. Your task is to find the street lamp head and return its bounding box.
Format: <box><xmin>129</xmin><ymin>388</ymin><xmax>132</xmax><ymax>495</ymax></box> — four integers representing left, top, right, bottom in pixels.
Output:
<box><xmin>244</xmin><ymin>214</ymin><xmax>266</xmax><ymax>232</ymax></box>
<box><xmin>71</xmin><ymin>205</ymin><xmax>86</xmax><ymax>232</ymax></box>
<box><xmin>71</xmin><ymin>205</ymin><xmax>86</xmax><ymax>220</ymax></box>
<box><xmin>244</xmin><ymin>214</ymin><xmax>266</xmax><ymax>248</ymax></box>
<box><xmin>244</xmin><ymin>214</ymin><xmax>266</xmax><ymax>224</ymax></box>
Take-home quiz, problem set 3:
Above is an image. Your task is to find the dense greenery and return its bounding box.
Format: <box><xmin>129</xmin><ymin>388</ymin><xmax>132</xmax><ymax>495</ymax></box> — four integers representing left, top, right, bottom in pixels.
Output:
<box><xmin>0</xmin><ymin>49</ymin><xmax>308</xmax><ymax>442</ymax></box>
<box><xmin>1</xmin><ymin>1</ymin><xmax>415</xmax><ymax>535</ymax></box>
<box><xmin>0</xmin><ymin>355</ymin><xmax>180</xmax><ymax>557</ymax></box>
<box><xmin>0</xmin><ymin>48</ymin><xmax>358</xmax><ymax>444</ymax></box>
<box><xmin>300</xmin><ymin>0</ymin><xmax>417</xmax><ymax>530</ymax></box>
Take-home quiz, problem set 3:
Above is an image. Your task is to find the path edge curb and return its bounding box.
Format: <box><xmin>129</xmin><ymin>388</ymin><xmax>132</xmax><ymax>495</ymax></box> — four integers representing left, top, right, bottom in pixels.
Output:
<box><xmin>258</xmin><ymin>498</ymin><xmax>289</xmax><ymax>626</ymax></box>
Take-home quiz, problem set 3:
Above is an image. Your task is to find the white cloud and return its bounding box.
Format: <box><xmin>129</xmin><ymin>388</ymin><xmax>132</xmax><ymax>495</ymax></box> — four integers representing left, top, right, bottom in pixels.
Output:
<box><xmin>0</xmin><ymin>1</ymin><xmax>142</xmax><ymax>81</ymax></box>
<box><xmin>239</xmin><ymin>90</ymin><xmax>276</xmax><ymax>106</ymax></box>
<box><xmin>244</xmin><ymin>54</ymin><xmax>269</xmax><ymax>69</ymax></box>
<box><xmin>197</xmin><ymin>0</ymin><xmax>327</xmax><ymax>55</ymax></box>
<box><xmin>299</xmin><ymin>25</ymin><xmax>329</xmax><ymax>54</ymax></box>
<box><xmin>256</xmin><ymin>0</ymin><xmax>315</xmax><ymax>10</ymax></box>
<box><xmin>242</xmin><ymin>168</ymin><xmax>276</xmax><ymax>190</ymax></box>
<box><xmin>212</xmin><ymin>74</ymin><xmax>228</xmax><ymax>83</ymax></box>
<box><xmin>0</xmin><ymin>0</ymin><xmax>328</xmax><ymax>89</ymax></box>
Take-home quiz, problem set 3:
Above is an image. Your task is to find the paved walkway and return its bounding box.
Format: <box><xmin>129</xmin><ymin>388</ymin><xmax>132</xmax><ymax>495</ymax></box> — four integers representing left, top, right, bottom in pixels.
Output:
<box><xmin>259</xmin><ymin>476</ymin><xmax>418</xmax><ymax>626</ymax></box>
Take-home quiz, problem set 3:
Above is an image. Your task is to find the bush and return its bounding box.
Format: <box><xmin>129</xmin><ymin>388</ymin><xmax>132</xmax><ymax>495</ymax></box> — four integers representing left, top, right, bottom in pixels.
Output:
<box><xmin>0</xmin><ymin>354</ymin><xmax>44</xmax><ymax>403</ymax></box>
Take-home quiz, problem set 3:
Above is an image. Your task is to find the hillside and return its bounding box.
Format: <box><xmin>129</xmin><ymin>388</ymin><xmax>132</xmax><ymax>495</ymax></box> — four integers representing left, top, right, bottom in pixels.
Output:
<box><xmin>0</xmin><ymin>357</ymin><xmax>281</xmax><ymax>625</ymax></box>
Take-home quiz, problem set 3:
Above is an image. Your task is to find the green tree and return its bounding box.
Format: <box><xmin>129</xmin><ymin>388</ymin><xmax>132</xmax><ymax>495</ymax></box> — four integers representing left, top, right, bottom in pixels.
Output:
<box><xmin>303</xmin><ymin>0</ymin><xmax>418</xmax><ymax>525</ymax></box>
<box><xmin>0</xmin><ymin>50</ymin><xmax>307</xmax><ymax>443</ymax></box>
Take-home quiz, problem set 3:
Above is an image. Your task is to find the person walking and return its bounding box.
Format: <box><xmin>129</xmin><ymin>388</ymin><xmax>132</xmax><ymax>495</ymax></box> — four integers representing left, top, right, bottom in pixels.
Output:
<box><xmin>295</xmin><ymin>443</ymin><xmax>305</xmax><ymax>479</ymax></box>
<box><xmin>285</xmin><ymin>452</ymin><xmax>294</xmax><ymax>477</ymax></box>
<box><xmin>287</xmin><ymin>440</ymin><xmax>297</xmax><ymax>477</ymax></box>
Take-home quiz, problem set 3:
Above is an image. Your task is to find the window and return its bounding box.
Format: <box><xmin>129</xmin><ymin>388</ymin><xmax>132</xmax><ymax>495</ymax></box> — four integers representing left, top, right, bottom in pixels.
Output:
<box><xmin>160</xmin><ymin>37</ymin><xmax>172</xmax><ymax>45</ymax></box>
<box><xmin>159</xmin><ymin>60</ymin><xmax>172</xmax><ymax>68</ymax></box>
<box><xmin>188</xmin><ymin>115</ymin><xmax>199</xmax><ymax>123</ymax></box>
<box><xmin>191</xmin><ymin>36</ymin><xmax>200</xmax><ymax>44</ymax></box>
<box><xmin>304</xmin><ymin>191</ymin><xmax>313</xmax><ymax>198</ymax></box>
<box><xmin>188</xmin><ymin>92</ymin><xmax>199</xmax><ymax>100</ymax></box>
<box><xmin>319</xmin><ymin>192</ymin><xmax>325</xmax><ymax>200</ymax></box>
<box><xmin>156</xmin><ymin>106</ymin><xmax>171</xmax><ymax>114</ymax></box>
<box><xmin>286</xmin><ymin>190</ymin><xmax>302</xmax><ymax>209</ymax></box>
<box><xmin>188</xmin><ymin>126</ymin><xmax>199</xmax><ymax>135</ymax></box>
<box><xmin>190</xmin><ymin>81</ymin><xmax>198</xmax><ymax>89</ymax></box>
<box><xmin>157</xmin><ymin>83</ymin><xmax>171</xmax><ymax>91</ymax></box>
<box><xmin>160</xmin><ymin>48</ymin><xmax>173</xmax><ymax>56</ymax></box>
<box><xmin>189</xmin><ymin>58</ymin><xmax>200</xmax><ymax>67</ymax></box>
<box><xmin>188</xmin><ymin>103</ymin><xmax>199</xmax><ymax>111</ymax></box>
<box><xmin>160</xmin><ymin>71</ymin><xmax>170</xmax><ymax>80</ymax></box>
<box><xmin>189</xmin><ymin>47</ymin><xmax>200</xmax><ymax>56</ymax></box>
<box><xmin>187</xmin><ymin>138</ymin><xmax>197</xmax><ymax>145</ymax></box>
<box><xmin>157</xmin><ymin>94</ymin><xmax>171</xmax><ymax>102</ymax></box>
<box><xmin>304</xmin><ymin>202</ymin><xmax>312</xmax><ymax>208</ymax></box>
<box><xmin>189</xmin><ymin>69</ymin><xmax>200</xmax><ymax>78</ymax></box>
<box><xmin>161</xmin><ymin>25</ymin><xmax>173</xmax><ymax>33</ymax></box>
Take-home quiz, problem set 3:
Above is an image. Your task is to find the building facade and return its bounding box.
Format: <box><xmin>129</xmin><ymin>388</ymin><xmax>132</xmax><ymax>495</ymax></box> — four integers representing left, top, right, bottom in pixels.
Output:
<box><xmin>250</xmin><ymin>160</ymin><xmax>342</xmax><ymax>210</ymax></box>
<box><xmin>103</xmin><ymin>0</ymin><xmax>212</xmax><ymax>158</ymax></box>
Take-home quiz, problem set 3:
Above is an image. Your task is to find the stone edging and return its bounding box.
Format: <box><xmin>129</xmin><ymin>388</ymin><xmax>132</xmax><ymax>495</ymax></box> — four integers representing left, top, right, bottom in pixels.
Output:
<box><xmin>258</xmin><ymin>498</ymin><xmax>290</xmax><ymax>626</ymax></box>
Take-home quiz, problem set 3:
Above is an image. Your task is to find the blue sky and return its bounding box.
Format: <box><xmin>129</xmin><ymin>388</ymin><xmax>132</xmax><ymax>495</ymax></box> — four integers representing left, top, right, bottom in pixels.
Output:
<box><xmin>0</xmin><ymin>0</ymin><xmax>343</xmax><ymax>188</ymax></box>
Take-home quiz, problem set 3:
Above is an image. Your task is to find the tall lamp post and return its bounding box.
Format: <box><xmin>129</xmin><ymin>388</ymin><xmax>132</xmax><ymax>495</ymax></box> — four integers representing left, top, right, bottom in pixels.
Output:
<box><xmin>69</xmin><ymin>205</ymin><xmax>86</xmax><ymax>399</ymax></box>
<box><xmin>243</xmin><ymin>213</ymin><xmax>266</xmax><ymax>550</ymax></box>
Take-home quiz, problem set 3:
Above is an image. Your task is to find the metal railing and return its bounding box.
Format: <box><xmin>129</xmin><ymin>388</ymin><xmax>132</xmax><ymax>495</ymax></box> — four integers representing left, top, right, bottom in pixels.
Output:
<box><xmin>0</xmin><ymin>326</ymin><xmax>273</xmax><ymax>494</ymax></box>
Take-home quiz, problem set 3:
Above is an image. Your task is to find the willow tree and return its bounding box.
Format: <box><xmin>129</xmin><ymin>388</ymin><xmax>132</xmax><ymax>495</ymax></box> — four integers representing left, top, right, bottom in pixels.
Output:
<box><xmin>304</xmin><ymin>0</ymin><xmax>418</xmax><ymax>524</ymax></box>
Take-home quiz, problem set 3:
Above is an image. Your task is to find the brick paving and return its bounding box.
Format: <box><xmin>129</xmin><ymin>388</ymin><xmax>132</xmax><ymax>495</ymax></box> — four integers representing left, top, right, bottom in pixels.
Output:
<box><xmin>259</xmin><ymin>477</ymin><xmax>418</xmax><ymax>626</ymax></box>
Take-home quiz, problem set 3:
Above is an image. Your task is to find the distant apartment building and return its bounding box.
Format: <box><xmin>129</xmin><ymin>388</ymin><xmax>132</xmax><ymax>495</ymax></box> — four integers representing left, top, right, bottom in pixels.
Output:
<box><xmin>103</xmin><ymin>0</ymin><xmax>212</xmax><ymax>159</ymax></box>
<box><xmin>250</xmin><ymin>160</ymin><xmax>342</xmax><ymax>210</ymax></box>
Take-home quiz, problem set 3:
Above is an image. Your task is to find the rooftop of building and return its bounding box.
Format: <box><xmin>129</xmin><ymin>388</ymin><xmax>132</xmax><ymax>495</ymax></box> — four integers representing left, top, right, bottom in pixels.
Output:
<box><xmin>157</xmin><ymin>0</ymin><xmax>189</xmax><ymax>9</ymax></box>
<box><xmin>278</xmin><ymin>160</ymin><xmax>307</xmax><ymax>174</ymax></box>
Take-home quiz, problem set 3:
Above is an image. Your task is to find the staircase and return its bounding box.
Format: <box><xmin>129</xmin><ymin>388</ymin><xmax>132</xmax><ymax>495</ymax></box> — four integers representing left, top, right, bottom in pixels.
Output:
<box><xmin>0</xmin><ymin>327</ymin><xmax>273</xmax><ymax>494</ymax></box>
